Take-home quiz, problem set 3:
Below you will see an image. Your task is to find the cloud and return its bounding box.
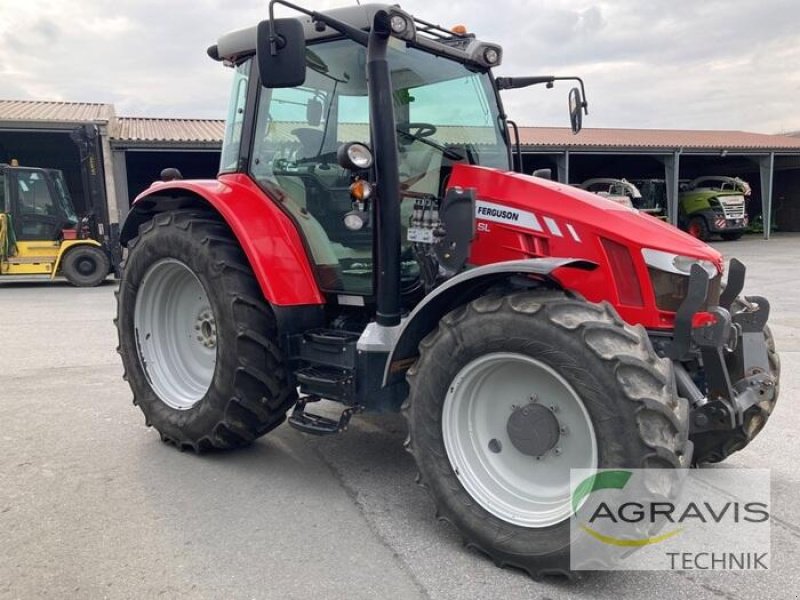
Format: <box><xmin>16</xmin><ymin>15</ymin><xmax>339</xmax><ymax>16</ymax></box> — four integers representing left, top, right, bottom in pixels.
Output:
<box><xmin>0</xmin><ymin>0</ymin><xmax>798</xmax><ymax>132</ymax></box>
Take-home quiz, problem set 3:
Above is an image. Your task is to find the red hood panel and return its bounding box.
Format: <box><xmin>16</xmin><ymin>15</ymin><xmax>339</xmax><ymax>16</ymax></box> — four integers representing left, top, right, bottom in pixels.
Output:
<box><xmin>450</xmin><ymin>165</ymin><xmax>723</xmax><ymax>329</ymax></box>
<box><xmin>451</xmin><ymin>164</ymin><xmax>720</xmax><ymax>263</ymax></box>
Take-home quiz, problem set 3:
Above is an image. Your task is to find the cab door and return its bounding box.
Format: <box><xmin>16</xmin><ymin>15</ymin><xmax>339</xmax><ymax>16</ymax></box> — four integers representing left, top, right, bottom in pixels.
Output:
<box><xmin>8</xmin><ymin>168</ymin><xmax>64</xmax><ymax>241</ymax></box>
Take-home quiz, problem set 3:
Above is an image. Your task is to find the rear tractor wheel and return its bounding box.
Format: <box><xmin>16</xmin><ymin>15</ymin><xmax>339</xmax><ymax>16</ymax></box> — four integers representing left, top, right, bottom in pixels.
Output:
<box><xmin>115</xmin><ymin>210</ymin><xmax>296</xmax><ymax>451</ymax></box>
<box><xmin>405</xmin><ymin>292</ymin><xmax>691</xmax><ymax>577</ymax></box>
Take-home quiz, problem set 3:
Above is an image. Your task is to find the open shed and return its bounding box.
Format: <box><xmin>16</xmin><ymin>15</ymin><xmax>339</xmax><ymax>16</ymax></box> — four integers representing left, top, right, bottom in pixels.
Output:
<box><xmin>517</xmin><ymin>127</ymin><xmax>800</xmax><ymax>238</ymax></box>
<box><xmin>0</xmin><ymin>100</ymin><xmax>118</xmax><ymax>224</ymax></box>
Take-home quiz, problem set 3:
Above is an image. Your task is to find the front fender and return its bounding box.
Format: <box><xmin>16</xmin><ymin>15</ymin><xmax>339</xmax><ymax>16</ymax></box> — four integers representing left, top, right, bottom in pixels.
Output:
<box><xmin>52</xmin><ymin>239</ymin><xmax>102</xmax><ymax>279</ymax></box>
<box><xmin>121</xmin><ymin>174</ymin><xmax>324</xmax><ymax>307</ymax></box>
<box><xmin>382</xmin><ymin>258</ymin><xmax>596</xmax><ymax>385</ymax></box>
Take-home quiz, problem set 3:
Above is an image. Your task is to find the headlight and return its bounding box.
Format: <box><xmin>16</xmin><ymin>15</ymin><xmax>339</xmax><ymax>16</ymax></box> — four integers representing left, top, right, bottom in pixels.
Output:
<box><xmin>642</xmin><ymin>249</ymin><xmax>720</xmax><ymax>312</ymax></box>
<box><xmin>641</xmin><ymin>248</ymin><xmax>718</xmax><ymax>278</ymax></box>
<box><xmin>337</xmin><ymin>142</ymin><xmax>373</xmax><ymax>170</ymax></box>
<box><xmin>390</xmin><ymin>14</ymin><xmax>408</xmax><ymax>34</ymax></box>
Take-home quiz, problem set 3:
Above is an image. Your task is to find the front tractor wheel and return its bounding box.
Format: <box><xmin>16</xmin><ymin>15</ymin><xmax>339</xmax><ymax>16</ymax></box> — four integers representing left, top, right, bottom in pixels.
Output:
<box><xmin>405</xmin><ymin>292</ymin><xmax>691</xmax><ymax>577</ymax></box>
<box><xmin>116</xmin><ymin>211</ymin><xmax>296</xmax><ymax>451</ymax></box>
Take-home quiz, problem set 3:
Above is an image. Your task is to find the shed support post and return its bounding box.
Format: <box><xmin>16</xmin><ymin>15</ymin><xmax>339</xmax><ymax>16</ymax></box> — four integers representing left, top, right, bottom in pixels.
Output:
<box><xmin>759</xmin><ymin>153</ymin><xmax>775</xmax><ymax>240</ymax></box>
<box><xmin>664</xmin><ymin>151</ymin><xmax>681</xmax><ymax>226</ymax></box>
<box><xmin>112</xmin><ymin>150</ymin><xmax>130</xmax><ymax>222</ymax></box>
<box><xmin>556</xmin><ymin>150</ymin><xmax>570</xmax><ymax>184</ymax></box>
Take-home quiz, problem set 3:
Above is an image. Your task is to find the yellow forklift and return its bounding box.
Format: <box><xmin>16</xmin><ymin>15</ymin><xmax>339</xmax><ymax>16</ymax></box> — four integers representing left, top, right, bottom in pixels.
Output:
<box><xmin>0</xmin><ymin>160</ymin><xmax>111</xmax><ymax>286</ymax></box>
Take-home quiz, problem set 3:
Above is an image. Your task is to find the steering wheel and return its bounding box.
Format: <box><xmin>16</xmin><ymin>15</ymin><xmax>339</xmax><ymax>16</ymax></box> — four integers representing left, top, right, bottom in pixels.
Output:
<box><xmin>398</xmin><ymin>122</ymin><xmax>437</xmax><ymax>141</ymax></box>
<box><xmin>397</xmin><ymin>122</ymin><xmax>464</xmax><ymax>161</ymax></box>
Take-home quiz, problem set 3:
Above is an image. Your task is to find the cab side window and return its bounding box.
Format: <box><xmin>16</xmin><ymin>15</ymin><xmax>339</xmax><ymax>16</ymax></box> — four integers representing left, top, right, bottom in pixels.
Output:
<box><xmin>15</xmin><ymin>170</ymin><xmax>60</xmax><ymax>240</ymax></box>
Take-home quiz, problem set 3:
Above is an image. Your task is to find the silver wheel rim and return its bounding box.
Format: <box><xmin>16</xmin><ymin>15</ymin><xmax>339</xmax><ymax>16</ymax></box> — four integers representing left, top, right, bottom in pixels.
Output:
<box><xmin>442</xmin><ymin>352</ymin><xmax>597</xmax><ymax>528</ymax></box>
<box><xmin>134</xmin><ymin>259</ymin><xmax>217</xmax><ymax>410</ymax></box>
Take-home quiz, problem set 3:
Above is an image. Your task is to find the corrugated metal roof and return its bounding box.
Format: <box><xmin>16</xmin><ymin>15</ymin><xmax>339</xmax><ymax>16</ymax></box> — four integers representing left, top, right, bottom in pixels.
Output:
<box><xmin>4</xmin><ymin>100</ymin><xmax>800</xmax><ymax>152</ymax></box>
<box><xmin>517</xmin><ymin>127</ymin><xmax>800</xmax><ymax>150</ymax></box>
<box><xmin>114</xmin><ymin>117</ymin><xmax>225</xmax><ymax>144</ymax></box>
<box><xmin>0</xmin><ymin>99</ymin><xmax>114</xmax><ymax>123</ymax></box>
<box><xmin>109</xmin><ymin>119</ymin><xmax>500</xmax><ymax>145</ymax></box>
<box><xmin>112</xmin><ymin>118</ymin><xmax>800</xmax><ymax>151</ymax></box>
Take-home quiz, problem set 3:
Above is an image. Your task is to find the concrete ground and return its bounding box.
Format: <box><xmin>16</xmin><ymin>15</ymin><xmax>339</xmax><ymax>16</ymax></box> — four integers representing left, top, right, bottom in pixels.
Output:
<box><xmin>1</xmin><ymin>233</ymin><xmax>798</xmax><ymax>600</ymax></box>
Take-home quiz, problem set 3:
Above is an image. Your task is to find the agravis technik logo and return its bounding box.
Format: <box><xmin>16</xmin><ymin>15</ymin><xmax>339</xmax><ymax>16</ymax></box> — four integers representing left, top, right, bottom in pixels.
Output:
<box><xmin>570</xmin><ymin>468</ymin><xmax>771</xmax><ymax>571</ymax></box>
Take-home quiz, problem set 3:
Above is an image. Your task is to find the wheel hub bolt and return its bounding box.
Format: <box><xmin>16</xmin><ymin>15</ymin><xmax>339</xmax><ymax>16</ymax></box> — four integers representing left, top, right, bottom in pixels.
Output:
<box><xmin>488</xmin><ymin>438</ymin><xmax>502</xmax><ymax>453</ymax></box>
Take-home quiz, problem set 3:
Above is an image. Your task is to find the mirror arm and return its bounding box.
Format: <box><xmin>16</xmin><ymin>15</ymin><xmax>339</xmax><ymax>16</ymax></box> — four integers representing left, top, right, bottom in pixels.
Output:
<box><xmin>496</xmin><ymin>75</ymin><xmax>589</xmax><ymax>115</ymax></box>
<box><xmin>495</xmin><ymin>76</ymin><xmax>555</xmax><ymax>90</ymax></box>
<box><xmin>268</xmin><ymin>0</ymin><xmax>370</xmax><ymax>49</ymax></box>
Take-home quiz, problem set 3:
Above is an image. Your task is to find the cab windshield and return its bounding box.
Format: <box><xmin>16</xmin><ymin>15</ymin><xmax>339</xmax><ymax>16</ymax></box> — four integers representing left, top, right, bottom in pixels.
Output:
<box><xmin>51</xmin><ymin>171</ymin><xmax>78</xmax><ymax>223</ymax></box>
<box><xmin>248</xmin><ymin>39</ymin><xmax>509</xmax><ymax>295</ymax></box>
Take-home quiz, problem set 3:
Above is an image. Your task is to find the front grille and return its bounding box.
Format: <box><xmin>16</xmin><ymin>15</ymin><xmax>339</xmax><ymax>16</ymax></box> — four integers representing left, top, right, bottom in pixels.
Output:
<box><xmin>649</xmin><ymin>270</ymin><xmax>722</xmax><ymax>312</ymax></box>
<box><xmin>718</xmin><ymin>195</ymin><xmax>746</xmax><ymax>219</ymax></box>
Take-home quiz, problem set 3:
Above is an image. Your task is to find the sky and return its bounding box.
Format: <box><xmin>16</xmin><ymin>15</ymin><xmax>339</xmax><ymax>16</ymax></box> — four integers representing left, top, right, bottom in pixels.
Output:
<box><xmin>1</xmin><ymin>0</ymin><xmax>799</xmax><ymax>134</ymax></box>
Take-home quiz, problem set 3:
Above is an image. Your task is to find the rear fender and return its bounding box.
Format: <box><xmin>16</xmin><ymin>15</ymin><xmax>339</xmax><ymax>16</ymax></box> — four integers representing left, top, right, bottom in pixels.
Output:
<box><xmin>120</xmin><ymin>176</ymin><xmax>324</xmax><ymax>307</ymax></box>
<box><xmin>382</xmin><ymin>258</ymin><xmax>596</xmax><ymax>385</ymax></box>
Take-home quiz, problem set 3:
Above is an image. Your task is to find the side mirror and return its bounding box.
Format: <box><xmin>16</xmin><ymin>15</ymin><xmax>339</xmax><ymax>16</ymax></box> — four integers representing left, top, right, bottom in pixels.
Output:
<box><xmin>256</xmin><ymin>18</ymin><xmax>306</xmax><ymax>88</ymax></box>
<box><xmin>568</xmin><ymin>87</ymin><xmax>583</xmax><ymax>134</ymax></box>
<box><xmin>306</xmin><ymin>98</ymin><xmax>323</xmax><ymax>127</ymax></box>
<box><xmin>532</xmin><ymin>168</ymin><xmax>552</xmax><ymax>180</ymax></box>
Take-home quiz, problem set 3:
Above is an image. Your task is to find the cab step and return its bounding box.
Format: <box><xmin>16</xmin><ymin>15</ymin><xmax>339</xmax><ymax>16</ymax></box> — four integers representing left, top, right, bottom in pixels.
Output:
<box><xmin>294</xmin><ymin>364</ymin><xmax>355</xmax><ymax>403</ymax></box>
<box><xmin>289</xmin><ymin>328</ymin><xmax>360</xmax><ymax>403</ymax></box>
<box><xmin>287</xmin><ymin>397</ymin><xmax>363</xmax><ymax>436</ymax></box>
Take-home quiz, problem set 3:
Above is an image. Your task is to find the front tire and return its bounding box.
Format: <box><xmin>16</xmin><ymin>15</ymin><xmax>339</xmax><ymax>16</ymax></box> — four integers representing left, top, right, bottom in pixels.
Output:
<box><xmin>62</xmin><ymin>245</ymin><xmax>110</xmax><ymax>287</ymax></box>
<box><xmin>116</xmin><ymin>210</ymin><xmax>296</xmax><ymax>451</ymax></box>
<box><xmin>405</xmin><ymin>292</ymin><xmax>690</xmax><ymax>577</ymax></box>
<box><xmin>687</xmin><ymin>216</ymin><xmax>709</xmax><ymax>241</ymax></box>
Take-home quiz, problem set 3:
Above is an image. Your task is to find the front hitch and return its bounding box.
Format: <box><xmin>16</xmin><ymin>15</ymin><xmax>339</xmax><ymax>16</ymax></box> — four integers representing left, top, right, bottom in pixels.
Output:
<box><xmin>668</xmin><ymin>260</ymin><xmax>777</xmax><ymax>445</ymax></box>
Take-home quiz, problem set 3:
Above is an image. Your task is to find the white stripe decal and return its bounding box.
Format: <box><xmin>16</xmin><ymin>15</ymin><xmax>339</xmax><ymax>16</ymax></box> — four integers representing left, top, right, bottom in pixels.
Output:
<box><xmin>475</xmin><ymin>200</ymin><xmax>543</xmax><ymax>232</ymax></box>
<box><xmin>543</xmin><ymin>217</ymin><xmax>563</xmax><ymax>237</ymax></box>
<box><xmin>566</xmin><ymin>223</ymin><xmax>581</xmax><ymax>243</ymax></box>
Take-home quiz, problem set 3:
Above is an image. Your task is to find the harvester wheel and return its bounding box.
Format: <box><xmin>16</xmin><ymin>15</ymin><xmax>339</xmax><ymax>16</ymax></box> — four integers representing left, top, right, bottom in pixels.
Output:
<box><xmin>116</xmin><ymin>210</ymin><xmax>296</xmax><ymax>452</ymax></box>
<box><xmin>687</xmin><ymin>216</ymin><xmax>709</xmax><ymax>241</ymax></box>
<box><xmin>405</xmin><ymin>291</ymin><xmax>690</xmax><ymax>577</ymax></box>
<box><xmin>61</xmin><ymin>245</ymin><xmax>110</xmax><ymax>287</ymax></box>
<box><xmin>691</xmin><ymin>298</ymin><xmax>780</xmax><ymax>464</ymax></box>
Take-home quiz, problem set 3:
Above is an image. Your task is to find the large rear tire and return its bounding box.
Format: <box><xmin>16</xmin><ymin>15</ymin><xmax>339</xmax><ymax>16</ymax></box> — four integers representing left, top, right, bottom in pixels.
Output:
<box><xmin>116</xmin><ymin>210</ymin><xmax>296</xmax><ymax>451</ymax></box>
<box><xmin>405</xmin><ymin>292</ymin><xmax>691</xmax><ymax>577</ymax></box>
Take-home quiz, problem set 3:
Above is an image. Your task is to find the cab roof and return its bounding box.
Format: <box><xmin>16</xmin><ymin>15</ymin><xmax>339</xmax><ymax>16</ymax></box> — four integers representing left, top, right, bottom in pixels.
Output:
<box><xmin>208</xmin><ymin>3</ymin><xmax>502</xmax><ymax>71</ymax></box>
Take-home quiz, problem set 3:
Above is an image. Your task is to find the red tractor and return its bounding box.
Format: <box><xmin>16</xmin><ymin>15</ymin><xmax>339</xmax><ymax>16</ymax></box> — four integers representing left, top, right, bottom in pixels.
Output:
<box><xmin>116</xmin><ymin>2</ymin><xmax>780</xmax><ymax>577</ymax></box>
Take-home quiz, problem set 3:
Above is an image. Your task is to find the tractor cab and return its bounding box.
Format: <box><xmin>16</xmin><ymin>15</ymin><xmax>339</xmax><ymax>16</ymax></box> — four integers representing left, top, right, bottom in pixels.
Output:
<box><xmin>0</xmin><ymin>162</ymin><xmax>111</xmax><ymax>286</ymax></box>
<box><xmin>219</xmin><ymin>13</ymin><xmax>513</xmax><ymax>298</ymax></box>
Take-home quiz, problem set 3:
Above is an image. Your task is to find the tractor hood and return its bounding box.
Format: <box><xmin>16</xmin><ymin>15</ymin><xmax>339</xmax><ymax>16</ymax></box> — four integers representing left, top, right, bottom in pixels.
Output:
<box><xmin>450</xmin><ymin>165</ymin><xmax>724</xmax><ymax>329</ymax></box>
<box><xmin>450</xmin><ymin>164</ymin><xmax>723</xmax><ymax>267</ymax></box>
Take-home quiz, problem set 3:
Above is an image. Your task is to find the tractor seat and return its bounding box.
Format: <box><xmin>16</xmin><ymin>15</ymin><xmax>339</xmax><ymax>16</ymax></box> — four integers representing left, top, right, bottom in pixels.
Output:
<box><xmin>291</xmin><ymin>128</ymin><xmax>325</xmax><ymax>160</ymax></box>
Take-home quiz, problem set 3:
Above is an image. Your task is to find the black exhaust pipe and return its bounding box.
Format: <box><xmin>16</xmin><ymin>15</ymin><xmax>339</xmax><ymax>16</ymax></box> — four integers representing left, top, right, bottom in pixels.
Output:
<box><xmin>366</xmin><ymin>11</ymin><xmax>402</xmax><ymax>327</ymax></box>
